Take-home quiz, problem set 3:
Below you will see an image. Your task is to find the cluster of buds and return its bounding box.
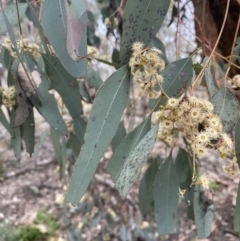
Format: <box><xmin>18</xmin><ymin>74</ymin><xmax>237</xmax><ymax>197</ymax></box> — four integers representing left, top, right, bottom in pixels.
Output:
<box><xmin>156</xmin><ymin>96</ymin><xmax>239</xmax><ymax>176</ymax></box>
<box><xmin>129</xmin><ymin>42</ymin><xmax>165</xmax><ymax>98</ymax></box>
<box><xmin>2</xmin><ymin>37</ymin><xmax>40</xmax><ymax>60</ymax></box>
<box><xmin>0</xmin><ymin>86</ymin><xmax>16</xmax><ymax>108</ymax></box>
<box><xmin>104</xmin><ymin>17</ymin><xmax>118</xmax><ymax>29</ymax></box>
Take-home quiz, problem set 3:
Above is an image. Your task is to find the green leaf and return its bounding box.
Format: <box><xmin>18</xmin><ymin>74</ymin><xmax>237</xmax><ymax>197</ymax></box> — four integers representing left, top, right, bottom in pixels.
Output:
<box><xmin>0</xmin><ymin>3</ymin><xmax>28</xmax><ymax>35</ymax></box>
<box><xmin>33</xmin><ymin>129</ymin><xmax>49</xmax><ymax>159</ymax></box>
<box><xmin>120</xmin><ymin>0</ymin><xmax>171</xmax><ymax>64</ymax></box>
<box><xmin>235</xmin><ymin>119</ymin><xmax>240</xmax><ymax>168</ymax></box>
<box><xmin>17</xmin><ymin>56</ymin><xmax>68</xmax><ymax>135</ymax></box>
<box><xmin>0</xmin><ymin>108</ymin><xmax>10</xmax><ymax>133</ymax></box>
<box><xmin>210</xmin><ymin>86</ymin><xmax>239</xmax><ymax>133</ymax></box>
<box><xmin>10</xmin><ymin>109</ymin><xmax>21</xmax><ymax>162</ymax></box>
<box><xmin>42</xmin><ymin>54</ymin><xmax>82</xmax><ymax>118</ymax></box>
<box><xmin>112</xmin><ymin>48</ymin><xmax>120</xmax><ymax>66</ymax></box>
<box><xmin>26</xmin><ymin>0</ymin><xmax>52</xmax><ymax>59</ymax></box>
<box><xmin>193</xmin><ymin>63</ymin><xmax>203</xmax><ymax>75</ymax></box>
<box><xmin>65</xmin><ymin>65</ymin><xmax>130</xmax><ymax>205</ymax></box>
<box><xmin>175</xmin><ymin>148</ymin><xmax>194</xmax><ymax>219</ymax></box>
<box><xmin>78</xmin><ymin>80</ymin><xmax>91</xmax><ymax>103</ymax></box>
<box><xmin>203</xmin><ymin>57</ymin><xmax>218</xmax><ymax>97</ymax></box>
<box><xmin>50</xmin><ymin>127</ymin><xmax>62</xmax><ymax>166</ymax></box>
<box><xmin>150</xmin><ymin>57</ymin><xmax>193</xmax><ymax>110</ymax></box>
<box><xmin>107</xmin><ymin>116</ymin><xmax>151</xmax><ymax>182</ymax></box>
<box><xmin>73</xmin><ymin>116</ymin><xmax>86</xmax><ymax>144</ymax></box>
<box><xmin>85</xmin><ymin>67</ymin><xmax>103</xmax><ymax>90</ymax></box>
<box><xmin>150</xmin><ymin>37</ymin><xmax>168</xmax><ymax>63</ymax></box>
<box><xmin>0</xmin><ymin>46</ymin><xmax>11</xmax><ymax>69</ymax></box>
<box><xmin>41</xmin><ymin>0</ymin><xmax>87</xmax><ymax>78</ymax></box>
<box><xmin>153</xmin><ymin>154</ymin><xmax>179</xmax><ymax>234</ymax></box>
<box><xmin>22</xmin><ymin>111</ymin><xmax>35</xmax><ymax>156</ymax></box>
<box><xmin>111</xmin><ymin>120</ymin><xmax>126</xmax><ymax>151</ymax></box>
<box><xmin>193</xmin><ymin>185</ymin><xmax>214</xmax><ymax>239</ymax></box>
<box><xmin>67</xmin><ymin>133</ymin><xmax>80</xmax><ymax>157</ymax></box>
<box><xmin>139</xmin><ymin>160</ymin><xmax>158</xmax><ymax>215</ymax></box>
<box><xmin>234</xmin><ymin>181</ymin><xmax>240</xmax><ymax>234</ymax></box>
<box><xmin>115</xmin><ymin>123</ymin><xmax>158</xmax><ymax>198</ymax></box>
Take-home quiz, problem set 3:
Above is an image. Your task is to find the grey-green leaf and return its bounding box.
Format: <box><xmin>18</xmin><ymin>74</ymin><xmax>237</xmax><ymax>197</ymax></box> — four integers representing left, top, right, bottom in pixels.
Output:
<box><xmin>115</xmin><ymin>123</ymin><xmax>158</xmax><ymax>198</ymax></box>
<box><xmin>111</xmin><ymin>120</ymin><xmax>126</xmax><ymax>151</ymax></box>
<box><xmin>33</xmin><ymin>129</ymin><xmax>49</xmax><ymax>159</ymax></box>
<box><xmin>41</xmin><ymin>0</ymin><xmax>87</xmax><ymax>78</ymax></box>
<box><xmin>234</xmin><ymin>181</ymin><xmax>240</xmax><ymax>234</ymax></box>
<box><xmin>150</xmin><ymin>57</ymin><xmax>193</xmax><ymax>110</ymax></box>
<box><xmin>85</xmin><ymin>67</ymin><xmax>103</xmax><ymax>90</ymax></box>
<box><xmin>107</xmin><ymin>116</ymin><xmax>151</xmax><ymax>182</ymax></box>
<box><xmin>120</xmin><ymin>0</ymin><xmax>171</xmax><ymax>64</ymax></box>
<box><xmin>235</xmin><ymin>119</ymin><xmax>240</xmax><ymax>168</ymax></box>
<box><xmin>0</xmin><ymin>108</ymin><xmax>10</xmax><ymax>134</ymax></box>
<box><xmin>0</xmin><ymin>3</ymin><xmax>28</xmax><ymax>35</ymax></box>
<box><xmin>139</xmin><ymin>160</ymin><xmax>158</xmax><ymax>215</ymax></box>
<box><xmin>22</xmin><ymin>111</ymin><xmax>35</xmax><ymax>156</ymax></box>
<box><xmin>193</xmin><ymin>185</ymin><xmax>214</xmax><ymax>239</ymax></box>
<box><xmin>210</xmin><ymin>86</ymin><xmax>239</xmax><ymax>133</ymax></box>
<box><xmin>42</xmin><ymin>54</ymin><xmax>82</xmax><ymax>118</ymax></box>
<box><xmin>153</xmin><ymin>154</ymin><xmax>179</xmax><ymax>235</ymax></box>
<box><xmin>10</xmin><ymin>110</ymin><xmax>21</xmax><ymax>162</ymax></box>
<box><xmin>65</xmin><ymin>65</ymin><xmax>130</xmax><ymax>205</ymax></box>
<box><xmin>73</xmin><ymin>116</ymin><xmax>86</xmax><ymax>144</ymax></box>
<box><xmin>150</xmin><ymin>37</ymin><xmax>168</xmax><ymax>63</ymax></box>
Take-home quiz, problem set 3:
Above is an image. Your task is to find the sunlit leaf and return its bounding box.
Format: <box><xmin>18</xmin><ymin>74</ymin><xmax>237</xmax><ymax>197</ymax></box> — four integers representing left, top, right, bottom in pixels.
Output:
<box><xmin>65</xmin><ymin>65</ymin><xmax>130</xmax><ymax>205</ymax></box>
<box><xmin>153</xmin><ymin>154</ymin><xmax>179</xmax><ymax>235</ymax></box>
<box><xmin>116</xmin><ymin>123</ymin><xmax>158</xmax><ymax>198</ymax></box>
<box><xmin>41</xmin><ymin>0</ymin><xmax>87</xmax><ymax>78</ymax></box>
<box><xmin>107</xmin><ymin>116</ymin><xmax>151</xmax><ymax>182</ymax></box>
<box><xmin>120</xmin><ymin>0</ymin><xmax>171</xmax><ymax>64</ymax></box>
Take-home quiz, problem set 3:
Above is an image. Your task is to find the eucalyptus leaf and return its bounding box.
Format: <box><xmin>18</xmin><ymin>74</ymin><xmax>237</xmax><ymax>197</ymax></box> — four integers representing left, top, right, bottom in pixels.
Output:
<box><xmin>115</xmin><ymin>123</ymin><xmax>158</xmax><ymax>198</ymax></box>
<box><xmin>73</xmin><ymin>116</ymin><xmax>87</xmax><ymax>144</ymax></box>
<box><xmin>111</xmin><ymin>120</ymin><xmax>126</xmax><ymax>151</ymax></box>
<box><xmin>0</xmin><ymin>108</ymin><xmax>10</xmax><ymax>134</ymax></box>
<box><xmin>107</xmin><ymin>116</ymin><xmax>151</xmax><ymax>182</ymax></box>
<box><xmin>139</xmin><ymin>160</ymin><xmax>158</xmax><ymax>215</ymax></box>
<box><xmin>235</xmin><ymin>119</ymin><xmax>240</xmax><ymax>168</ymax></box>
<box><xmin>153</xmin><ymin>154</ymin><xmax>179</xmax><ymax>235</ymax></box>
<box><xmin>42</xmin><ymin>54</ymin><xmax>83</xmax><ymax>118</ymax></box>
<box><xmin>22</xmin><ymin>111</ymin><xmax>35</xmax><ymax>156</ymax></box>
<box><xmin>120</xmin><ymin>0</ymin><xmax>171</xmax><ymax>64</ymax></box>
<box><xmin>33</xmin><ymin>129</ymin><xmax>49</xmax><ymax>159</ymax></box>
<box><xmin>85</xmin><ymin>67</ymin><xmax>103</xmax><ymax>90</ymax></box>
<box><xmin>193</xmin><ymin>185</ymin><xmax>214</xmax><ymax>239</ymax></box>
<box><xmin>150</xmin><ymin>37</ymin><xmax>168</xmax><ymax>63</ymax></box>
<box><xmin>10</xmin><ymin>110</ymin><xmax>21</xmax><ymax>162</ymax></box>
<box><xmin>41</xmin><ymin>0</ymin><xmax>87</xmax><ymax>78</ymax></box>
<box><xmin>65</xmin><ymin>65</ymin><xmax>130</xmax><ymax>205</ymax></box>
<box><xmin>234</xmin><ymin>181</ymin><xmax>240</xmax><ymax>234</ymax></box>
<box><xmin>210</xmin><ymin>86</ymin><xmax>239</xmax><ymax>133</ymax></box>
<box><xmin>0</xmin><ymin>3</ymin><xmax>28</xmax><ymax>35</ymax></box>
<box><xmin>0</xmin><ymin>46</ymin><xmax>11</xmax><ymax>69</ymax></box>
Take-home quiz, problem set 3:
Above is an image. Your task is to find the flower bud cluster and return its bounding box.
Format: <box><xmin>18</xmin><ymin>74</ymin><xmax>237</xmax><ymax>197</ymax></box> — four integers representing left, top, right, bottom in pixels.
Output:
<box><xmin>156</xmin><ymin>96</ymin><xmax>239</xmax><ymax>176</ymax></box>
<box><xmin>129</xmin><ymin>42</ymin><xmax>165</xmax><ymax>99</ymax></box>
<box><xmin>2</xmin><ymin>37</ymin><xmax>40</xmax><ymax>60</ymax></box>
<box><xmin>0</xmin><ymin>86</ymin><xmax>16</xmax><ymax>108</ymax></box>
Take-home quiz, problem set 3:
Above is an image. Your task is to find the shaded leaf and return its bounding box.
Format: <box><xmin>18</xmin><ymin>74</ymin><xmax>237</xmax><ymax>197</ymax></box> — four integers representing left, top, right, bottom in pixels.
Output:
<box><xmin>150</xmin><ymin>37</ymin><xmax>168</xmax><ymax>63</ymax></box>
<box><xmin>235</xmin><ymin>119</ymin><xmax>240</xmax><ymax>168</ymax></box>
<box><xmin>234</xmin><ymin>181</ymin><xmax>240</xmax><ymax>234</ymax></box>
<box><xmin>111</xmin><ymin>120</ymin><xmax>126</xmax><ymax>151</ymax></box>
<box><xmin>42</xmin><ymin>54</ymin><xmax>82</xmax><ymax>118</ymax></box>
<box><xmin>112</xmin><ymin>48</ymin><xmax>120</xmax><ymax>66</ymax></box>
<box><xmin>50</xmin><ymin>127</ymin><xmax>62</xmax><ymax>166</ymax></box>
<box><xmin>0</xmin><ymin>46</ymin><xmax>11</xmax><ymax>69</ymax></box>
<box><xmin>73</xmin><ymin>116</ymin><xmax>86</xmax><ymax>144</ymax></box>
<box><xmin>85</xmin><ymin>67</ymin><xmax>103</xmax><ymax>90</ymax></box>
<box><xmin>150</xmin><ymin>57</ymin><xmax>193</xmax><ymax>110</ymax></box>
<box><xmin>153</xmin><ymin>154</ymin><xmax>179</xmax><ymax>235</ymax></box>
<box><xmin>41</xmin><ymin>0</ymin><xmax>87</xmax><ymax>78</ymax></box>
<box><xmin>65</xmin><ymin>65</ymin><xmax>130</xmax><ymax>205</ymax></box>
<box><xmin>22</xmin><ymin>111</ymin><xmax>35</xmax><ymax>156</ymax></box>
<box><xmin>10</xmin><ymin>110</ymin><xmax>21</xmax><ymax>162</ymax></box>
<box><xmin>210</xmin><ymin>86</ymin><xmax>239</xmax><ymax>132</ymax></box>
<box><xmin>116</xmin><ymin>123</ymin><xmax>158</xmax><ymax>198</ymax></box>
<box><xmin>67</xmin><ymin>133</ymin><xmax>80</xmax><ymax>157</ymax></box>
<box><xmin>107</xmin><ymin>116</ymin><xmax>151</xmax><ymax>182</ymax></box>
<box><xmin>193</xmin><ymin>185</ymin><xmax>214</xmax><ymax>239</ymax></box>
<box><xmin>139</xmin><ymin>160</ymin><xmax>158</xmax><ymax>215</ymax></box>
<box><xmin>120</xmin><ymin>0</ymin><xmax>171</xmax><ymax>64</ymax></box>
<box><xmin>0</xmin><ymin>108</ymin><xmax>10</xmax><ymax>133</ymax></box>
<box><xmin>33</xmin><ymin>129</ymin><xmax>49</xmax><ymax>159</ymax></box>
<box><xmin>0</xmin><ymin>3</ymin><xmax>28</xmax><ymax>35</ymax></box>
